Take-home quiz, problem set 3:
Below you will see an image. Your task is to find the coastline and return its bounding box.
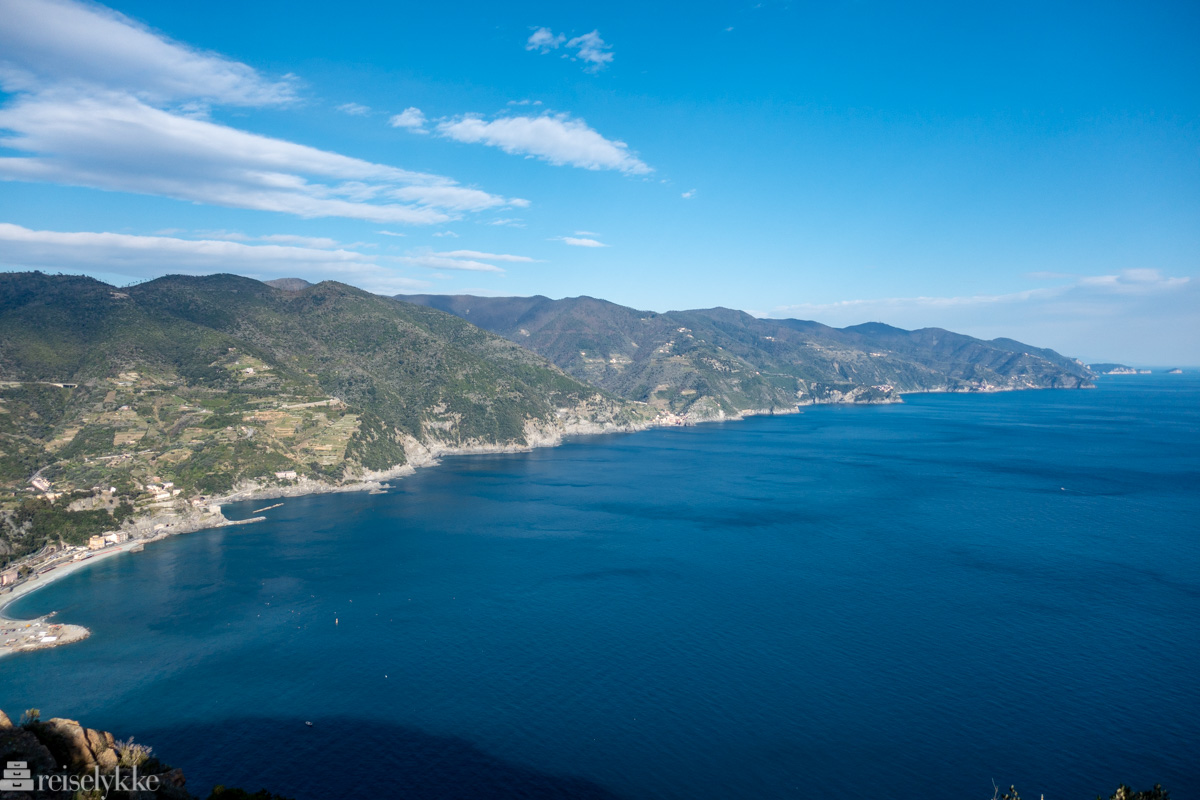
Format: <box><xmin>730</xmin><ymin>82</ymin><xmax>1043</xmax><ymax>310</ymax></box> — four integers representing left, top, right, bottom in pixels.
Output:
<box><xmin>0</xmin><ymin>382</ymin><xmax>1083</xmax><ymax>655</ymax></box>
<box><xmin>0</xmin><ymin>415</ymin><xmax>662</xmax><ymax>650</ymax></box>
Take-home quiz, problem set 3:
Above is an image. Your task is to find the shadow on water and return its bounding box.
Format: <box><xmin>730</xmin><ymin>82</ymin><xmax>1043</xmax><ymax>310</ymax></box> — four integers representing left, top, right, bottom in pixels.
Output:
<box><xmin>138</xmin><ymin>716</ymin><xmax>624</xmax><ymax>800</ymax></box>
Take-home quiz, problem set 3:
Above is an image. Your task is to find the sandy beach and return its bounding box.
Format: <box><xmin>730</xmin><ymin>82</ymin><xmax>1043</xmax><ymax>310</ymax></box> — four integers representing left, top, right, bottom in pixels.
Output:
<box><xmin>0</xmin><ymin>543</ymin><xmax>148</xmax><ymax>658</ymax></box>
<box><xmin>0</xmin><ymin>541</ymin><xmax>141</xmax><ymax>620</ymax></box>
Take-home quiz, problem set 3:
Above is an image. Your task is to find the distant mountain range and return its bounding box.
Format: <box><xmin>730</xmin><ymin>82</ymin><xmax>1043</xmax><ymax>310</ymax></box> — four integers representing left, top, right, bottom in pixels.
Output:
<box><xmin>401</xmin><ymin>294</ymin><xmax>1093</xmax><ymax>418</ymax></box>
<box><xmin>0</xmin><ymin>273</ymin><xmax>1093</xmax><ymax>565</ymax></box>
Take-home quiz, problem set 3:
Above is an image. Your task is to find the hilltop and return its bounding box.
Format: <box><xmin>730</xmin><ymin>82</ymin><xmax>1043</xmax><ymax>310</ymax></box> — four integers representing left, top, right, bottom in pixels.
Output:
<box><xmin>400</xmin><ymin>294</ymin><xmax>1093</xmax><ymax>418</ymax></box>
<box><xmin>0</xmin><ymin>273</ymin><xmax>650</xmax><ymax>565</ymax></box>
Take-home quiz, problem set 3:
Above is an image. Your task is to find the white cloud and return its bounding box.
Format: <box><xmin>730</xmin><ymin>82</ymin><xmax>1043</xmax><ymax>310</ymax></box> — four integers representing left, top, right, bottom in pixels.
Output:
<box><xmin>0</xmin><ymin>91</ymin><xmax>526</xmax><ymax>224</ymax></box>
<box><xmin>388</xmin><ymin>184</ymin><xmax>526</xmax><ymax>212</ymax></box>
<box><xmin>0</xmin><ymin>222</ymin><xmax>432</xmax><ymax>293</ymax></box>
<box><xmin>525</xmin><ymin>27</ymin><xmax>566</xmax><ymax>52</ymax></box>
<box><xmin>432</xmin><ymin>231</ymin><xmax>459</xmax><ymax>238</ymax></box>
<box><xmin>0</xmin><ymin>1</ymin><xmax>522</xmax><ymax>227</ymax></box>
<box><xmin>0</xmin><ymin>0</ymin><xmax>296</xmax><ymax>105</ymax></box>
<box><xmin>525</xmin><ymin>27</ymin><xmax>613</xmax><ymax>71</ymax></box>
<box><xmin>566</xmin><ymin>31</ymin><xmax>613</xmax><ymax>71</ymax></box>
<box><xmin>198</xmin><ymin>230</ymin><xmax>343</xmax><ymax>249</ymax></box>
<box><xmin>574</xmin><ymin>230</ymin><xmax>600</xmax><ymax>236</ymax></box>
<box><xmin>392</xmin><ymin>251</ymin><xmax>504</xmax><ymax>273</ymax></box>
<box><xmin>486</xmin><ymin>218</ymin><xmax>525</xmax><ymax>227</ymax></box>
<box><xmin>433</xmin><ymin>250</ymin><xmax>538</xmax><ymax>263</ymax></box>
<box><xmin>254</xmin><ymin>233</ymin><xmax>343</xmax><ymax>249</ymax></box>
<box><xmin>555</xmin><ymin>236</ymin><xmax>607</xmax><ymax>247</ymax></box>
<box><xmin>337</xmin><ymin>102</ymin><xmax>371</xmax><ymax>116</ymax></box>
<box><xmin>436</xmin><ymin>112</ymin><xmax>651</xmax><ymax>174</ymax></box>
<box><xmin>681</xmin><ymin>189</ymin><xmax>696</xmax><ymax>199</ymax></box>
<box><xmin>377</xmin><ymin>230</ymin><xmax>406</xmax><ymax>237</ymax></box>
<box><xmin>389</xmin><ymin>107</ymin><xmax>428</xmax><ymax>133</ymax></box>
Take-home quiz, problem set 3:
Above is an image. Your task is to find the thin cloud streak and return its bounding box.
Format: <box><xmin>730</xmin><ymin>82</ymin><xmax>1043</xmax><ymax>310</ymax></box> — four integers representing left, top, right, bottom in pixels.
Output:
<box><xmin>0</xmin><ymin>91</ymin><xmax>525</xmax><ymax>223</ymax></box>
<box><xmin>0</xmin><ymin>0</ymin><xmax>296</xmax><ymax>105</ymax></box>
<box><xmin>768</xmin><ymin>270</ymin><xmax>1197</xmax><ymax>363</ymax></box>
<box><xmin>0</xmin><ymin>222</ymin><xmax>432</xmax><ymax>293</ymax></box>
<box><xmin>555</xmin><ymin>236</ymin><xmax>607</xmax><ymax>247</ymax></box>
<box><xmin>0</xmin><ymin>0</ymin><xmax>524</xmax><ymax>226</ymax></box>
<box><xmin>392</xmin><ymin>253</ymin><xmax>505</xmax><ymax>273</ymax></box>
<box><xmin>433</xmin><ymin>250</ymin><xmax>538</xmax><ymax>263</ymax></box>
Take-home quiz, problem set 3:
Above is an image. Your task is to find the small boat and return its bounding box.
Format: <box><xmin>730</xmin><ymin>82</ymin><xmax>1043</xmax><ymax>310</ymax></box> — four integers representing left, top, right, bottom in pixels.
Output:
<box><xmin>305</xmin><ymin>721</ymin><xmax>313</xmax><ymax>727</ymax></box>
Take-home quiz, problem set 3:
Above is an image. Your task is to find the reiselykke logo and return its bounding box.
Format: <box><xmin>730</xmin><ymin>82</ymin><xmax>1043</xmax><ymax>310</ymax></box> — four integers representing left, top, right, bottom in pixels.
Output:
<box><xmin>0</xmin><ymin>761</ymin><xmax>160</xmax><ymax>795</ymax></box>
<box><xmin>1</xmin><ymin>761</ymin><xmax>32</xmax><ymax>791</ymax></box>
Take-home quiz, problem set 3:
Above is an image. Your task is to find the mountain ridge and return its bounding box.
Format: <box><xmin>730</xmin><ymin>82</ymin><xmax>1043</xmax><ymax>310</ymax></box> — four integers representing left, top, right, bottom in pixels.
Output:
<box><xmin>0</xmin><ymin>273</ymin><xmax>651</xmax><ymax>565</ymax></box>
<box><xmin>399</xmin><ymin>293</ymin><xmax>1093</xmax><ymax>417</ymax></box>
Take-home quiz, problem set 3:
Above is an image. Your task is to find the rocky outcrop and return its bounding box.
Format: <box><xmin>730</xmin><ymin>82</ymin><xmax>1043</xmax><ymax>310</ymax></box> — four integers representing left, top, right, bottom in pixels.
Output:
<box><xmin>0</xmin><ymin>708</ymin><xmax>228</xmax><ymax>799</ymax></box>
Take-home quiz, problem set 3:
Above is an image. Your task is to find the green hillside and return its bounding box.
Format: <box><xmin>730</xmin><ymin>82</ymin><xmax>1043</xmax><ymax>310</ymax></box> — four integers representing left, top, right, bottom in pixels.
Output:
<box><xmin>401</xmin><ymin>294</ymin><xmax>1093</xmax><ymax>417</ymax></box>
<box><xmin>0</xmin><ymin>273</ymin><xmax>647</xmax><ymax>564</ymax></box>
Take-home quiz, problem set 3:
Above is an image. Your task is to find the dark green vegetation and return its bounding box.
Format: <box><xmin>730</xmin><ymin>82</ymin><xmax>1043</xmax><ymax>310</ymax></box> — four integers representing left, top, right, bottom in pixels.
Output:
<box><xmin>401</xmin><ymin>294</ymin><xmax>1094</xmax><ymax>417</ymax></box>
<box><xmin>0</xmin><ymin>272</ymin><xmax>644</xmax><ymax>565</ymax></box>
<box><xmin>0</xmin><ymin>273</ymin><xmax>1093</xmax><ymax>565</ymax></box>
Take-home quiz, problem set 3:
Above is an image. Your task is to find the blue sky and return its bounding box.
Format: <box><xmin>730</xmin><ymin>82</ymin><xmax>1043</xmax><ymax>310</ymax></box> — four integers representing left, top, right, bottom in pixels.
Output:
<box><xmin>0</xmin><ymin>0</ymin><xmax>1196</xmax><ymax>363</ymax></box>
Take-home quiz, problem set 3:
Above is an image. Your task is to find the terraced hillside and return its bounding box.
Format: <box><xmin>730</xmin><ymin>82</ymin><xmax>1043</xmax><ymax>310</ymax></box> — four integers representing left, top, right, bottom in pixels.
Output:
<box><xmin>401</xmin><ymin>294</ymin><xmax>1093</xmax><ymax>417</ymax></box>
<box><xmin>0</xmin><ymin>273</ymin><xmax>649</xmax><ymax>564</ymax></box>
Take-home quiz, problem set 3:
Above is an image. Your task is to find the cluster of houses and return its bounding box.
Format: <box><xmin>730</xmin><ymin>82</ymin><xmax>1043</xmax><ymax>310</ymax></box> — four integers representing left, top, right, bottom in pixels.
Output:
<box><xmin>141</xmin><ymin>478</ymin><xmax>181</xmax><ymax>502</ymax></box>
<box><xmin>87</xmin><ymin>530</ymin><xmax>129</xmax><ymax>551</ymax></box>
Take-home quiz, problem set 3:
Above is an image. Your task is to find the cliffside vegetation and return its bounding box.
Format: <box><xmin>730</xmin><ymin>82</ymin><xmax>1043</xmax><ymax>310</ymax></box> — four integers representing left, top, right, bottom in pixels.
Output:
<box><xmin>0</xmin><ymin>272</ymin><xmax>648</xmax><ymax>564</ymax></box>
<box><xmin>401</xmin><ymin>294</ymin><xmax>1094</xmax><ymax>417</ymax></box>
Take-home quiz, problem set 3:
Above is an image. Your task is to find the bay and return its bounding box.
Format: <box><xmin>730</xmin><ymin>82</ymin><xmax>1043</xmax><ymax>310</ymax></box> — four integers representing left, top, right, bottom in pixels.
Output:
<box><xmin>2</xmin><ymin>376</ymin><xmax>1197</xmax><ymax>799</ymax></box>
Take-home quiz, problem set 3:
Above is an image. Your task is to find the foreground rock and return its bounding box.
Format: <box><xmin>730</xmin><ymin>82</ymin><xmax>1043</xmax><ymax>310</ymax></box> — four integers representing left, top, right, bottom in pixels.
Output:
<box><xmin>0</xmin><ymin>709</ymin><xmax>288</xmax><ymax>800</ymax></box>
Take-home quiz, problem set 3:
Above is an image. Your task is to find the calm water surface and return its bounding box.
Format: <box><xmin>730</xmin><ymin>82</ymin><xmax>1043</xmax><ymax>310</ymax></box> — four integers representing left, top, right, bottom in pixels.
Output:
<box><xmin>2</xmin><ymin>376</ymin><xmax>1197</xmax><ymax>799</ymax></box>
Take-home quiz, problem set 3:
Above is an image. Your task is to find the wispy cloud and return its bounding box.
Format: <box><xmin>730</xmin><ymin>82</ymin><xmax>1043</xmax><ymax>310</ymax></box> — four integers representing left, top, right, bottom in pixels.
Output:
<box><xmin>555</xmin><ymin>236</ymin><xmax>607</xmax><ymax>248</ymax></box>
<box><xmin>431</xmin><ymin>231</ymin><xmax>458</xmax><ymax>238</ymax></box>
<box><xmin>772</xmin><ymin>270</ymin><xmax>1192</xmax><ymax>320</ymax></box>
<box><xmin>486</xmin><ymin>218</ymin><xmax>525</xmax><ymax>227</ymax></box>
<box><xmin>436</xmin><ymin>112</ymin><xmax>650</xmax><ymax>174</ymax></box>
<box><xmin>389</xmin><ymin>106</ymin><xmax>428</xmax><ymax>133</ymax></box>
<box><xmin>199</xmin><ymin>231</ymin><xmax>344</xmax><ymax>249</ymax></box>
<box><xmin>566</xmin><ymin>31</ymin><xmax>614</xmax><ymax>71</ymax></box>
<box><xmin>681</xmin><ymin>189</ymin><xmax>696</xmax><ymax>199</ymax></box>
<box><xmin>525</xmin><ymin>27</ymin><xmax>566</xmax><ymax>53</ymax></box>
<box><xmin>433</xmin><ymin>250</ymin><xmax>538</xmax><ymax>263</ymax></box>
<box><xmin>392</xmin><ymin>250</ymin><xmax>504</xmax><ymax>273</ymax></box>
<box><xmin>769</xmin><ymin>269</ymin><xmax>1197</xmax><ymax>363</ymax></box>
<box><xmin>0</xmin><ymin>0</ymin><xmax>523</xmax><ymax>226</ymax></box>
<box><xmin>377</xmin><ymin>230</ymin><xmax>406</xmax><ymax>237</ymax></box>
<box><xmin>525</xmin><ymin>27</ymin><xmax>613</xmax><ymax>72</ymax></box>
<box><xmin>0</xmin><ymin>0</ymin><xmax>296</xmax><ymax>105</ymax></box>
<box><xmin>0</xmin><ymin>91</ymin><xmax>526</xmax><ymax>223</ymax></box>
<box><xmin>0</xmin><ymin>222</ymin><xmax>432</xmax><ymax>293</ymax></box>
<box><xmin>337</xmin><ymin>102</ymin><xmax>371</xmax><ymax>116</ymax></box>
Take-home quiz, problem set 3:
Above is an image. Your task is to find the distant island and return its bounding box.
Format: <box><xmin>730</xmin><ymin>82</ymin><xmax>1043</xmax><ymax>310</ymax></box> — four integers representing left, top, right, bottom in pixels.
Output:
<box><xmin>1</xmin><ymin>271</ymin><xmax>1096</xmax><ymax>597</ymax></box>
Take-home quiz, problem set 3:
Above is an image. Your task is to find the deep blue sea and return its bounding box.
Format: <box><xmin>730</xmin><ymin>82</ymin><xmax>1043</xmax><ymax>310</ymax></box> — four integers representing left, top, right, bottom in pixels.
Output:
<box><xmin>2</xmin><ymin>376</ymin><xmax>1198</xmax><ymax>799</ymax></box>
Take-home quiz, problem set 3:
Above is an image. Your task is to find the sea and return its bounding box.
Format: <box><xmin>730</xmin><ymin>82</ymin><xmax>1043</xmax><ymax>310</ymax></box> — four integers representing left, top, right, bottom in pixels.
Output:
<box><xmin>1</xmin><ymin>375</ymin><xmax>1197</xmax><ymax>800</ymax></box>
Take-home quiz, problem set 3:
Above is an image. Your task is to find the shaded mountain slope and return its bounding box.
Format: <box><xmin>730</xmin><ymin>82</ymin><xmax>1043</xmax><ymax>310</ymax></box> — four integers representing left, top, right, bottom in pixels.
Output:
<box><xmin>401</xmin><ymin>294</ymin><xmax>1092</xmax><ymax>417</ymax></box>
